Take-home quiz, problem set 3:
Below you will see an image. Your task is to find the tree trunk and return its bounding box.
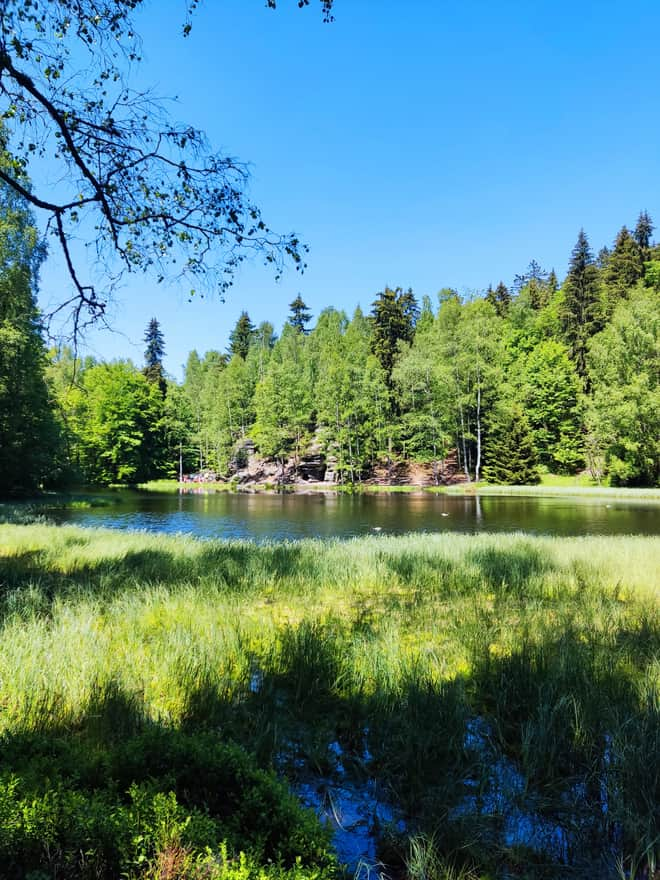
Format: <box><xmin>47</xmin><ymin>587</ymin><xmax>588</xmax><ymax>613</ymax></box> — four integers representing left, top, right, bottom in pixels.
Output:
<box><xmin>475</xmin><ymin>381</ymin><xmax>482</xmax><ymax>483</ymax></box>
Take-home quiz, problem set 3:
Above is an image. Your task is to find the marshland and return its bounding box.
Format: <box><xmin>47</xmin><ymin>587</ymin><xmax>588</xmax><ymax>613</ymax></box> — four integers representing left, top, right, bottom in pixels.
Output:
<box><xmin>0</xmin><ymin>522</ymin><xmax>657</xmax><ymax>878</ymax></box>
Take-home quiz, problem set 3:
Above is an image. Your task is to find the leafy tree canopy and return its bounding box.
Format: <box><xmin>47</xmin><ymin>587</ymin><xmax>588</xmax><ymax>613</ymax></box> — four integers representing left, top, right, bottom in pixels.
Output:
<box><xmin>0</xmin><ymin>1</ymin><xmax>327</xmax><ymax>333</ymax></box>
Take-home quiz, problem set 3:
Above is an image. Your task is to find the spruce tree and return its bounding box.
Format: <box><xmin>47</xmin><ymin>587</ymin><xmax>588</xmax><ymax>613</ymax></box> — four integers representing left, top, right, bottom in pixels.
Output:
<box><xmin>288</xmin><ymin>295</ymin><xmax>312</xmax><ymax>334</ymax></box>
<box><xmin>228</xmin><ymin>311</ymin><xmax>256</xmax><ymax>359</ymax></box>
<box><xmin>634</xmin><ymin>210</ymin><xmax>654</xmax><ymax>260</ymax></box>
<box><xmin>494</xmin><ymin>281</ymin><xmax>511</xmax><ymax>315</ymax></box>
<box><xmin>143</xmin><ymin>318</ymin><xmax>166</xmax><ymax>395</ymax></box>
<box><xmin>559</xmin><ymin>230</ymin><xmax>603</xmax><ymax>380</ymax></box>
<box><xmin>604</xmin><ymin>227</ymin><xmax>643</xmax><ymax>304</ymax></box>
<box><xmin>483</xmin><ymin>404</ymin><xmax>540</xmax><ymax>485</ymax></box>
<box><xmin>370</xmin><ymin>286</ymin><xmax>419</xmax><ymax>386</ymax></box>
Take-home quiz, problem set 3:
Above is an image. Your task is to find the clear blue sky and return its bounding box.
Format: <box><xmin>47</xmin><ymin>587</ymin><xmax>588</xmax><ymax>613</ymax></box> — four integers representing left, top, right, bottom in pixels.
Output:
<box><xmin>38</xmin><ymin>0</ymin><xmax>660</xmax><ymax>379</ymax></box>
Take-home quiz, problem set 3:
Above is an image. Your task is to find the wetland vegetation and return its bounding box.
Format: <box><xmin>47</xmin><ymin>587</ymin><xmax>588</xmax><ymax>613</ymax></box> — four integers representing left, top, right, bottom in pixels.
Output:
<box><xmin>0</xmin><ymin>524</ymin><xmax>657</xmax><ymax>878</ymax></box>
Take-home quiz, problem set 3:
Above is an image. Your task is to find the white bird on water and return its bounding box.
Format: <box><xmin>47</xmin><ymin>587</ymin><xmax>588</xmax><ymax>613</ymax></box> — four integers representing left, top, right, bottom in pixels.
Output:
<box><xmin>372</xmin><ymin>526</ymin><xmax>382</xmax><ymax>532</ymax></box>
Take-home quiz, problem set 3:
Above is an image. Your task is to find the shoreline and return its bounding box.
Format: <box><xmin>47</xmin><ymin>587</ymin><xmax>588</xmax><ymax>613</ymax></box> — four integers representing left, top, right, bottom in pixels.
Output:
<box><xmin>137</xmin><ymin>479</ymin><xmax>660</xmax><ymax>500</ymax></box>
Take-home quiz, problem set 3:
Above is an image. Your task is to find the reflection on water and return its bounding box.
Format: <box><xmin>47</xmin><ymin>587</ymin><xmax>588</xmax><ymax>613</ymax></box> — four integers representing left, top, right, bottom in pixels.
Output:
<box><xmin>48</xmin><ymin>490</ymin><xmax>660</xmax><ymax>540</ymax></box>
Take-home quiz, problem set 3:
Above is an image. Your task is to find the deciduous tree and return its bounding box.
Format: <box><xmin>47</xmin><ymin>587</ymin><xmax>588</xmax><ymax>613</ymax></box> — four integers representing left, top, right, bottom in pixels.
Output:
<box><xmin>0</xmin><ymin>1</ymin><xmax>311</xmax><ymax>332</ymax></box>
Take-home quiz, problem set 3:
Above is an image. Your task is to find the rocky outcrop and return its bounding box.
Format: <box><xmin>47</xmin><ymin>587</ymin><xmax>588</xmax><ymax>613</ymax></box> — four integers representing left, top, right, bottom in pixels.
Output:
<box><xmin>226</xmin><ymin>437</ymin><xmax>467</xmax><ymax>488</ymax></box>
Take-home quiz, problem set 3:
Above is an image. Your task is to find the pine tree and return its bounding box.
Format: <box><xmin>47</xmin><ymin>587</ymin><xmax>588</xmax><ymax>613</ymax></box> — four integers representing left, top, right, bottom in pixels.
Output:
<box><xmin>288</xmin><ymin>295</ymin><xmax>312</xmax><ymax>334</ymax></box>
<box><xmin>228</xmin><ymin>311</ymin><xmax>256</xmax><ymax>359</ymax></box>
<box><xmin>559</xmin><ymin>230</ymin><xmax>603</xmax><ymax>380</ymax></box>
<box><xmin>143</xmin><ymin>318</ymin><xmax>166</xmax><ymax>395</ymax></box>
<box><xmin>483</xmin><ymin>404</ymin><xmax>540</xmax><ymax>485</ymax></box>
<box><xmin>604</xmin><ymin>227</ymin><xmax>644</xmax><ymax>304</ymax></box>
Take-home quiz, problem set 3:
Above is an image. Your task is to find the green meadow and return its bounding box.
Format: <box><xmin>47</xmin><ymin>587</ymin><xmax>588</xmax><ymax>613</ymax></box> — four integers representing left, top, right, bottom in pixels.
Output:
<box><xmin>0</xmin><ymin>524</ymin><xmax>658</xmax><ymax>879</ymax></box>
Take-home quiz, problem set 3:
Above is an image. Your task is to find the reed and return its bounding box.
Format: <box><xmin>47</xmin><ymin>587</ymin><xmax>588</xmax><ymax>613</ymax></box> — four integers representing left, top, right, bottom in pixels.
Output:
<box><xmin>0</xmin><ymin>524</ymin><xmax>657</xmax><ymax>878</ymax></box>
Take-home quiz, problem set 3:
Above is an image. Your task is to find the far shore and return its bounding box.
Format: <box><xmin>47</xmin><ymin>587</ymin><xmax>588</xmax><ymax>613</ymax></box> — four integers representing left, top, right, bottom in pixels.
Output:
<box><xmin>136</xmin><ymin>478</ymin><xmax>660</xmax><ymax>500</ymax></box>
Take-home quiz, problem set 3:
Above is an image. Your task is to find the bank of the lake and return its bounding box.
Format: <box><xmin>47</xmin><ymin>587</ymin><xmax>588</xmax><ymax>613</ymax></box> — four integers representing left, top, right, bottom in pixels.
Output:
<box><xmin>138</xmin><ymin>477</ymin><xmax>660</xmax><ymax>498</ymax></box>
<box><xmin>0</xmin><ymin>524</ymin><xmax>658</xmax><ymax>879</ymax></box>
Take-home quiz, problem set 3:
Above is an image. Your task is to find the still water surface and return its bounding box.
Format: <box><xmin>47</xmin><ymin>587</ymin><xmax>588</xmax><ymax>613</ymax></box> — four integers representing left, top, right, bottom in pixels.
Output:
<box><xmin>49</xmin><ymin>489</ymin><xmax>660</xmax><ymax>540</ymax></box>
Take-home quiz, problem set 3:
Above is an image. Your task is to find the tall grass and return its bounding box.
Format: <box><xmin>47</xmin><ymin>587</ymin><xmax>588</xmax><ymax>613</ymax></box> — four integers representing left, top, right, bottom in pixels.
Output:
<box><xmin>0</xmin><ymin>524</ymin><xmax>658</xmax><ymax>878</ymax></box>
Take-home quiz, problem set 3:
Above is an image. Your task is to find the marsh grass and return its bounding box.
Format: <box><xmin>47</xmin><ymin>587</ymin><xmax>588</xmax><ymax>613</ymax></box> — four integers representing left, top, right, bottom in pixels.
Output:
<box><xmin>0</xmin><ymin>524</ymin><xmax>658</xmax><ymax>878</ymax></box>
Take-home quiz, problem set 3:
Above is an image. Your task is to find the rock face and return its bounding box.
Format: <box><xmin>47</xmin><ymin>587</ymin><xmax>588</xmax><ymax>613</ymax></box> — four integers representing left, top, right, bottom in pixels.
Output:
<box><xmin>365</xmin><ymin>451</ymin><xmax>467</xmax><ymax>487</ymax></box>
<box><xmin>227</xmin><ymin>437</ymin><xmax>467</xmax><ymax>487</ymax></box>
<box><xmin>297</xmin><ymin>451</ymin><xmax>326</xmax><ymax>482</ymax></box>
<box><xmin>228</xmin><ymin>438</ymin><xmax>327</xmax><ymax>485</ymax></box>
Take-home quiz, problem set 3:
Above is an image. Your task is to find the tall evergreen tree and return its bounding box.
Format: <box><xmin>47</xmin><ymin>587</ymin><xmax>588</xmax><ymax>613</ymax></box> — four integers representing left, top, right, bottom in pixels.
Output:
<box><xmin>494</xmin><ymin>281</ymin><xmax>511</xmax><ymax>315</ymax></box>
<box><xmin>370</xmin><ymin>286</ymin><xmax>419</xmax><ymax>386</ymax></box>
<box><xmin>143</xmin><ymin>318</ymin><xmax>166</xmax><ymax>395</ymax></box>
<box><xmin>634</xmin><ymin>210</ymin><xmax>654</xmax><ymax>259</ymax></box>
<box><xmin>483</xmin><ymin>404</ymin><xmax>540</xmax><ymax>485</ymax></box>
<box><xmin>288</xmin><ymin>295</ymin><xmax>312</xmax><ymax>334</ymax></box>
<box><xmin>559</xmin><ymin>230</ymin><xmax>603</xmax><ymax>380</ymax></box>
<box><xmin>228</xmin><ymin>311</ymin><xmax>256</xmax><ymax>359</ymax></box>
<box><xmin>604</xmin><ymin>227</ymin><xmax>644</xmax><ymax>305</ymax></box>
<box><xmin>486</xmin><ymin>282</ymin><xmax>512</xmax><ymax>315</ymax></box>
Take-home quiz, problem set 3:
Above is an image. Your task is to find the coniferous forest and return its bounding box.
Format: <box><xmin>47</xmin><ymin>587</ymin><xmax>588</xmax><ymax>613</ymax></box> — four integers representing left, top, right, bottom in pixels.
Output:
<box><xmin>2</xmin><ymin>191</ymin><xmax>659</xmax><ymax>494</ymax></box>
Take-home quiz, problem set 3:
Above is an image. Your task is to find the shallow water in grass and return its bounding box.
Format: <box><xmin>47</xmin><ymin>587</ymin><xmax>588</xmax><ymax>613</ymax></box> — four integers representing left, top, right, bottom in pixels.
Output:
<box><xmin>45</xmin><ymin>489</ymin><xmax>659</xmax><ymax>539</ymax></box>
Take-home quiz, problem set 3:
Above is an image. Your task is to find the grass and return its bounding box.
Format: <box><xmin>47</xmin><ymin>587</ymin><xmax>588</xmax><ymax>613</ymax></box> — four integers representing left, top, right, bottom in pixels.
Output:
<box><xmin>441</xmin><ymin>482</ymin><xmax>660</xmax><ymax>498</ymax></box>
<box><xmin>133</xmin><ymin>476</ymin><xmax>660</xmax><ymax>500</ymax></box>
<box><xmin>0</xmin><ymin>525</ymin><xmax>658</xmax><ymax>878</ymax></box>
<box><xmin>137</xmin><ymin>479</ymin><xmax>234</xmax><ymax>492</ymax></box>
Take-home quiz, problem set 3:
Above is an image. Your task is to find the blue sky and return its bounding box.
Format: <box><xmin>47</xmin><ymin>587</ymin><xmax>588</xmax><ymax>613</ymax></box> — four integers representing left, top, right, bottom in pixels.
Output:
<box><xmin>37</xmin><ymin>0</ymin><xmax>660</xmax><ymax>378</ymax></box>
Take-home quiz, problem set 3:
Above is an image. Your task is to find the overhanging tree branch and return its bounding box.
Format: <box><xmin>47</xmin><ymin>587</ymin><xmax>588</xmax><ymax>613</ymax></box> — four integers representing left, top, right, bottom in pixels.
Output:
<box><xmin>0</xmin><ymin>1</ymin><xmax>333</xmax><ymax>335</ymax></box>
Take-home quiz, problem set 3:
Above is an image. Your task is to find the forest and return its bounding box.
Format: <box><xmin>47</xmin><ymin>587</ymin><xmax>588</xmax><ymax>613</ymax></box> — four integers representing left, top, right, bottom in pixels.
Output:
<box><xmin>1</xmin><ymin>182</ymin><xmax>659</xmax><ymax>494</ymax></box>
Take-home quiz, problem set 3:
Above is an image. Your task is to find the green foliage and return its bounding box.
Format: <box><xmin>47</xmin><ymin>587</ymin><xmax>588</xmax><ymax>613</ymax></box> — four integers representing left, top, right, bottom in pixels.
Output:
<box><xmin>483</xmin><ymin>403</ymin><xmax>540</xmax><ymax>485</ymax></box>
<box><xmin>0</xmin><ymin>725</ymin><xmax>335</xmax><ymax>879</ymax></box>
<box><xmin>0</xmin><ymin>180</ymin><xmax>60</xmax><ymax>493</ymax></box>
<box><xmin>604</xmin><ymin>227</ymin><xmax>644</xmax><ymax>307</ymax></box>
<box><xmin>253</xmin><ymin>325</ymin><xmax>313</xmax><ymax>469</ymax></box>
<box><xmin>484</xmin><ymin>281</ymin><xmax>511</xmax><ymax>316</ymax></box>
<box><xmin>370</xmin><ymin>286</ymin><xmax>419</xmax><ymax>385</ymax></box>
<box><xmin>72</xmin><ymin>361</ymin><xmax>166</xmax><ymax>485</ymax></box>
<box><xmin>644</xmin><ymin>259</ymin><xmax>660</xmax><ymax>291</ymax></box>
<box><xmin>38</xmin><ymin>209</ymin><xmax>660</xmax><ymax>489</ymax></box>
<box><xmin>229</xmin><ymin>312</ymin><xmax>257</xmax><ymax>360</ymax></box>
<box><xmin>0</xmin><ymin>524</ymin><xmax>658</xmax><ymax>876</ymax></box>
<box><xmin>310</xmin><ymin>307</ymin><xmax>389</xmax><ymax>480</ymax></box>
<box><xmin>586</xmin><ymin>287</ymin><xmax>659</xmax><ymax>486</ymax></box>
<box><xmin>143</xmin><ymin>318</ymin><xmax>167</xmax><ymax>395</ymax></box>
<box><xmin>559</xmin><ymin>229</ymin><xmax>604</xmax><ymax>379</ymax></box>
<box><xmin>287</xmin><ymin>295</ymin><xmax>312</xmax><ymax>335</ymax></box>
<box><xmin>511</xmin><ymin>339</ymin><xmax>583</xmax><ymax>472</ymax></box>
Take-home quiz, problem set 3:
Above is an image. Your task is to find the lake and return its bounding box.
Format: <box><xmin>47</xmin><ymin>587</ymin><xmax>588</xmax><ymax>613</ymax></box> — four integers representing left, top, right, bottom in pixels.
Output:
<box><xmin>46</xmin><ymin>489</ymin><xmax>660</xmax><ymax>540</ymax></box>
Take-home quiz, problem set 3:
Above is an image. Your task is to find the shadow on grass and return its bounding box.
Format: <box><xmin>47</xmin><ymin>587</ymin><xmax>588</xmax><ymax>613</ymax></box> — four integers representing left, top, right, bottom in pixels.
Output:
<box><xmin>0</xmin><ymin>537</ymin><xmax>658</xmax><ymax>877</ymax></box>
<box><xmin>0</xmin><ymin>542</ymin><xmax>311</xmax><ymax>619</ymax></box>
<box><xmin>0</xmin><ymin>680</ymin><xmax>335</xmax><ymax>880</ymax></box>
<box><xmin>0</xmin><ymin>616</ymin><xmax>658</xmax><ymax>879</ymax></box>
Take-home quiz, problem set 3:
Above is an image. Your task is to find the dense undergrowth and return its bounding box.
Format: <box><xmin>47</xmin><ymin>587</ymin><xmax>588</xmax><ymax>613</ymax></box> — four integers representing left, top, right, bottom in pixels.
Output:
<box><xmin>0</xmin><ymin>525</ymin><xmax>658</xmax><ymax>879</ymax></box>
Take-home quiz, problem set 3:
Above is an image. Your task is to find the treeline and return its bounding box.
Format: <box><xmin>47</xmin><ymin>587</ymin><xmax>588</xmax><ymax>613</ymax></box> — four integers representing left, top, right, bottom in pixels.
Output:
<box><xmin>1</xmin><ymin>180</ymin><xmax>659</xmax><ymax>492</ymax></box>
